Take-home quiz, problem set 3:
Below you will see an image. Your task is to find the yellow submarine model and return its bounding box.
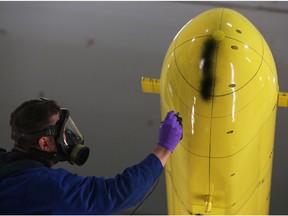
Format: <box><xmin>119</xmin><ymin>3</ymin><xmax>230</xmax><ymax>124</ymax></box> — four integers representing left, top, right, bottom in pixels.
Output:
<box><xmin>142</xmin><ymin>8</ymin><xmax>288</xmax><ymax>215</ymax></box>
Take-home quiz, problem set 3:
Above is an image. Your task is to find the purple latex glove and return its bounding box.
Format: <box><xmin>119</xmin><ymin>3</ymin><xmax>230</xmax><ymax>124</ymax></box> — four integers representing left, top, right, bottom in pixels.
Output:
<box><xmin>158</xmin><ymin>110</ymin><xmax>183</xmax><ymax>152</ymax></box>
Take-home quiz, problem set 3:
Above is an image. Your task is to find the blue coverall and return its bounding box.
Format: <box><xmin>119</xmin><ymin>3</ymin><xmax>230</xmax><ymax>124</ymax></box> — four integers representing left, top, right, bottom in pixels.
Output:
<box><xmin>0</xmin><ymin>150</ymin><xmax>163</xmax><ymax>214</ymax></box>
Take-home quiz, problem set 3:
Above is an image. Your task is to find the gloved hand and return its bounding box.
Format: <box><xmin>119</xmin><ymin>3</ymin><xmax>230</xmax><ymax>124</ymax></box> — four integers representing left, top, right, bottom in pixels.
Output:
<box><xmin>158</xmin><ymin>110</ymin><xmax>183</xmax><ymax>152</ymax></box>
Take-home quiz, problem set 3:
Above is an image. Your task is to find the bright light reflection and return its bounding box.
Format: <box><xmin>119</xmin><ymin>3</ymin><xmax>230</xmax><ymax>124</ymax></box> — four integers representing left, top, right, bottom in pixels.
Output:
<box><xmin>230</xmin><ymin>62</ymin><xmax>236</xmax><ymax>123</ymax></box>
<box><xmin>191</xmin><ymin>106</ymin><xmax>195</xmax><ymax>135</ymax></box>
<box><xmin>227</xmin><ymin>22</ymin><xmax>232</xmax><ymax>27</ymax></box>
<box><xmin>230</xmin><ymin>63</ymin><xmax>235</xmax><ymax>85</ymax></box>
<box><xmin>199</xmin><ymin>59</ymin><xmax>204</xmax><ymax>70</ymax></box>
<box><xmin>191</xmin><ymin>97</ymin><xmax>196</xmax><ymax>134</ymax></box>
<box><xmin>168</xmin><ymin>83</ymin><xmax>173</xmax><ymax>97</ymax></box>
<box><xmin>246</xmin><ymin>57</ymin><xmax>251</xmax><ymax>63</ymax></box>
<box><xmin>232</xmin><ymin>91</ymin><xmax>236</xmax><ymax>123</ymax></box>
<box><xmin>173</xmin><ymin>20</ymin><xmax>192</xmax><ymax>40</ymax></box>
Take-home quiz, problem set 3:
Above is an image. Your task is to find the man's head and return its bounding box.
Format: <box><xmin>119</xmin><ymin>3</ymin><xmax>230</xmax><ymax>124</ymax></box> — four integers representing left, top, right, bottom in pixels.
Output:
<box><xmin>10</xmin><ymin>99</ymin><xmax>89</xmax><ymax>166</ymax></box>
<box><xmin>10</xmin><ymin>99</ymin><xmax>60</xmax><ymax>151</ymax></box>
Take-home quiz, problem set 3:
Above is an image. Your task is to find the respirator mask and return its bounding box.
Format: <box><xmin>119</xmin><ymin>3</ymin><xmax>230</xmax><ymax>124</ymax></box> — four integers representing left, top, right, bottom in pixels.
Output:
<box><xmin>12</xmin><ymin>108</ymin><xmax>90</xmax><ymax>166</ymax></box>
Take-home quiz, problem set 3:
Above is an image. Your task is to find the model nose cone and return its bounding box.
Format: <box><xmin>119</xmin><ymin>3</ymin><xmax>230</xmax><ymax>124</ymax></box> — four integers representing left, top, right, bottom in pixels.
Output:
<box><xmin>213</xmin><ymin>30</ymin><xmax>225</xmax><ymax>41</ymax></box>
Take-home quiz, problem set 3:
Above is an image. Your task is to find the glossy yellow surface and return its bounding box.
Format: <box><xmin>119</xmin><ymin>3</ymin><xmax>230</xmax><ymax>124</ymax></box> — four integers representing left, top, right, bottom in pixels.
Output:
<box><xmin>142</xmin><ymin>8</ymin><xmax>279</xmax><ymax>214</ymax></box>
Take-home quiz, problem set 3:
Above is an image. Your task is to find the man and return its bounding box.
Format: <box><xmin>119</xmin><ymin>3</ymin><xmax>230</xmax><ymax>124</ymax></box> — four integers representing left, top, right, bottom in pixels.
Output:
<box><xmin>0</xmin><ymin>99</ymin><xmax>183</xmax><ymax>214</ymax></box>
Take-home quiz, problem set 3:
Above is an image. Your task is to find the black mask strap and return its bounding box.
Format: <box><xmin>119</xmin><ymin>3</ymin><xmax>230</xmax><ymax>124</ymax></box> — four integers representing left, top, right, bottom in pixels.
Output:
<box><xmin>12</xmin><ymin>126</ymin><xmax>58</xmax><ymax>144</ymax></box>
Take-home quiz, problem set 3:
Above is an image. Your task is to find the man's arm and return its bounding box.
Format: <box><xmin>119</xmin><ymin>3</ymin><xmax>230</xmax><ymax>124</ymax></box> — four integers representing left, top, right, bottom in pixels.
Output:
<box><xmin>152</xmin><ymin>144</ymin><xmax>171</xmax><ymax>167</ymax></box>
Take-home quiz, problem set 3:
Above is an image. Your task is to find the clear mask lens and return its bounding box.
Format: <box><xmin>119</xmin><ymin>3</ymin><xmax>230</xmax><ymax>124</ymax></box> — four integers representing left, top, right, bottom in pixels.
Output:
<box><xmin>64</xmin><ymin>116</ymin><xmax>84</xmax><ymax>146</ymax></box>
<box><xmin>62</xmin><ymin>115</ymin><xmax>89</xmax><ymax>166</ymax></box>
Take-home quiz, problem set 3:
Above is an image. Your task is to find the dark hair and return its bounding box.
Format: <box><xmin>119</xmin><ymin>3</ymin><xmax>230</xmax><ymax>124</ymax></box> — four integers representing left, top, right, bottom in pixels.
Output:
<box><xmin>10</xmin><ymin>99</ymin><xmax>61</xmax><ymax>148</ymax></box>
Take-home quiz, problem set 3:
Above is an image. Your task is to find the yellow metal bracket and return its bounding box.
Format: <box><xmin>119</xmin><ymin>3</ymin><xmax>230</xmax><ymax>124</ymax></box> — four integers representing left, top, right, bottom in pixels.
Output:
<box><xmin>141</xmin><ymin>77</ymin><xmax>160</xmax><ymax>94</ymax></box>
<box><xmin>278</xmin><ymin>92</ymin><xmax>288</xmax><ymax>107</ymax></box>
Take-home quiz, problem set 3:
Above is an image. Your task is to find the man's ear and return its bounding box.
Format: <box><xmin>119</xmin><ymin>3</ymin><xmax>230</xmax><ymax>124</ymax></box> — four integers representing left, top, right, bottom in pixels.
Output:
<box><xmin>38</xmin><ymin>137</ymin><xmax>51</xmax><ymax>152</ymax></box>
